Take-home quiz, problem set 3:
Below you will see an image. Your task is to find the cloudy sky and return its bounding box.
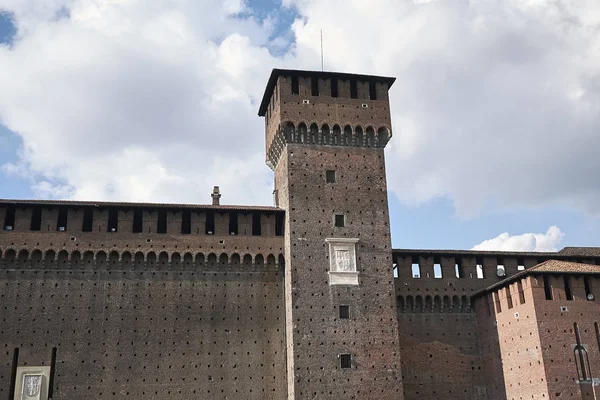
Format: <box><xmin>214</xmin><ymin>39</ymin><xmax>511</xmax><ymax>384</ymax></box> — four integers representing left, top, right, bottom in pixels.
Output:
<box><xmin>0</xmin><ymin>0</ymin><xmax>598</xmax><ymax>251</ymax></box>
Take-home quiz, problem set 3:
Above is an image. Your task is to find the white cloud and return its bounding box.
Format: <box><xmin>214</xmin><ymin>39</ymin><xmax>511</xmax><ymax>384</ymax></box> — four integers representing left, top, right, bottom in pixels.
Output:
<box><xmin>471</xmin><ymin>226</ymin><xmax>564</xmax><ymax>252</ymax></box>
<box><xmin>0</xmin><ymin>0</ymin><xmax>278</xmax><ymax>205</ymax></box>
<box><xmin>1</xmin><ymin>0</ymin><xmax>600</xmax><ymax>218</ymax></box>
<box><xmin>287</xmin><ymin>0</ymin><xmax>600</xmax><ymax>217</ymax></box>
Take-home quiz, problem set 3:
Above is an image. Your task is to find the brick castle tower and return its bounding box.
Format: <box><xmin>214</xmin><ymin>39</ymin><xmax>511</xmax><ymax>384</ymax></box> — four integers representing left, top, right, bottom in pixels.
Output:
<box><xmin>259</xmin><ymin>69</ymin><xmax>404</xmax><ymax>399</ymax></box>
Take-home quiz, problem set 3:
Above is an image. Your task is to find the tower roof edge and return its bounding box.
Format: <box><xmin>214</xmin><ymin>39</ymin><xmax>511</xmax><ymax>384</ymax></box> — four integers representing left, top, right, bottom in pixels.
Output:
<box><xmin>257</xmin><ymin>68</ymin><xmax>396</xmax><ymax>116</ymax></box>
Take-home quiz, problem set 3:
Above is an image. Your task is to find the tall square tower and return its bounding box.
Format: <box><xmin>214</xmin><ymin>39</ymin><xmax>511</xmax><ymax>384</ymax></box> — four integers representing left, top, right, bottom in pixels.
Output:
<box><xmin>259</xmin><ymin>69</ymin><xmax>403</xmax><ymax>399</ymax></box>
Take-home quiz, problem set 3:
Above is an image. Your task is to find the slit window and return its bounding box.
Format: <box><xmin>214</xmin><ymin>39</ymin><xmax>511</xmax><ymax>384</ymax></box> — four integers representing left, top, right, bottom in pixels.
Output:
<box><xmin>412</xmin><ymin>262</ymin><xmax>421</xmax><ymax>278</ymax></box>
<box><xmin>506</xmin><ymin>286</ymin><xmax>514</xmax><ymax>309</ymax></box>
<box><xmin>369</xmin><ymin>81</ymin><xmax>377</xmax><ymax>100</ymax></box>
<box><xmin>339</xmin><ymin>305</ymin><xmax>350</xmax><ymax>319</ymax></box>
<box><xmin>30</xmin><ymin>207</ymin><xmax>42</xmax><ymax>231</ymax></box>
<box><xmin>331</xmin><ymin>78</ymin><xmax>338</xmax><ymax>97</ymax></box>
<box><xmin>517</xmin><ymin>280</ymin><xmax>526</xmax><ymax>304</ymax></box>
<box><xmin>311</xmin><ymin>77</ymin><xmax>319</xmax><ymax>96</ymax></box>
<box><xmin>205</xmin><ymin>211</ymin><xmax>215</xmax><ymax>234</ymax></box>
<box><xmin>107</xmin><ymin>208</ymin><xmax>118</xmax><ymax>232</ymax></box>
<box><xmin>543</xmin><ymin>275</ymin><xmax>553</xmax><ymax>300</ymax></box>
<box><xmin>334</xmin><ymin>214</ymin><xmax>345</xmax><ymax>227</ymax></box>
<box><xmin>493</xmin><ymin>291</ymin><xmax>502</xmax><ymax>313</ymax></box>
<box><xmin>584</xmin><ymin>276</ymin><xmax>592</xmax><ymax>298</ymax></box>
<box><xmin>325</xmin><ymin>170</ymin><xmax>336</xmax><ymax>183</ymax></box>
<box><xmin>252</xmin><ymin>212</ymin><xmax>262</xmax><ymax>236</ymax></box>
<box><xmin>157</xmin><ymin>210</ymin><xmax>167</xmax><ymax>234</ymax></box>
<box><xmin>350</xmin><ymin>80</ymin><xmax>358</xmax><ymax>99</ymax></box>
<box><xmin>132</xmin><ymin>210</ymin><xmax>143</xmax><ymax>233</ymax></box>
<box><xmin>229</xmin><ymin>212</ymin><xmax>238</xmax><ymax>235</ymax></box>
<box><xmin>564</xmin><ymin>276</ymin><xmax>573</xmax><ymax>300</ymax></box>
<box><xmin>181</xmin><ymin>210</ymin><xmax>191</xmax><ymax>234</ymax></box>
<box><xmin>595</xmin><ymin>322</ymin><xmax>600</xmax><ymax>353</ymax></box>
<box><xmin>275</xmin><ymin>213</ymin><xmax>285</xmax><ymax>236</ymax></box>
<box><xmin>291</xmin><ymin>76</ymin><xmax>299</xmax><ymax>95</ymax></box>
<box><xmin>476</xmin><ymin>263</ymin><xmax>484</xmax><ymax>279</ymax></box>
<box><xmin>49</xmin><ymin>347</ymin><xmax>57</xmax><ymax>398</ymax></box>
<box><xmin>57</xmin><ymin>207</ymin><xmax>68</xmax><ymax>231</ymax></box>
<box><xmin>3</xmin><ymin>206</ymin><xmax>15</xmax><ymax>230</ymax></box>
<box><xmin>434</xmin><ymin>262</ymin><xmax>442</xmax><ymax>278</ymax></box>
<box><xmin>82</xmin><ymin>208</ymin><xmax>93</xmax><ymax>232</ymax></box>
<box><xmin>455</xmin><ymin>260</ymin><xmax>464</xmax><ymax>278</ymax></box>
<box><xmin>340</xmin><ymin>354</ymin><xmax>352</xmax><ymax>369</ymax></box>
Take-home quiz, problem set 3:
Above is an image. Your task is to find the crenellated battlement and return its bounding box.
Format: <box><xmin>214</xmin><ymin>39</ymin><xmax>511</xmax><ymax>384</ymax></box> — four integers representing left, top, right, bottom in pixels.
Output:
<box><xmin>0</xmin><ymin>200</ymin><xmax>285</xmax><ymax>237</ymax></box>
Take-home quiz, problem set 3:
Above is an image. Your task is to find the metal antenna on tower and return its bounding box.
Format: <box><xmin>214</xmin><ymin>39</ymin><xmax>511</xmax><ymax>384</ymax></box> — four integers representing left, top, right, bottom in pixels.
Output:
<box><xmin>320</xmin><ymin>29</ymin><xmax>324</xmax><ymax>71</ymax></box>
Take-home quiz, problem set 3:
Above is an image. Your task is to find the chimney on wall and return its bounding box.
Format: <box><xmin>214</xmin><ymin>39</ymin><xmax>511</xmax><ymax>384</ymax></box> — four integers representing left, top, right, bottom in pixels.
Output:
<box><xmin>211</xmin><ymin>186</ymin><xmax>221</xmax><ymax>206</ymax></box>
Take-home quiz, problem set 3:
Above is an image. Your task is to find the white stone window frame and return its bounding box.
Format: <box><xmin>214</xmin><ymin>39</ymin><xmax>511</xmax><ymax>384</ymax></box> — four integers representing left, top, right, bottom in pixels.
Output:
<box><xmin>326</xmin><ymin>238</ymin><xmax>359</xmax><ymax>286</ymax></box>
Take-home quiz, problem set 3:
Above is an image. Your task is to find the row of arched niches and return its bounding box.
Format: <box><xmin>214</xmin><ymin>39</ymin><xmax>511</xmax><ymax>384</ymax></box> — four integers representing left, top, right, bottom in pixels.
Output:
<box><xmin>397</xmin><ymin>295</ymin><xmax>473</xmax><ymax>314</ymax></box>
<box><xmin>268</xmin><ymin>122</ymin><xmax>391</xmax><ymax>168</ymax></box>
<box><xmin>0</xmin><ymin>248</ymin><xmax>285</xmax><ymax>271</ymax></box>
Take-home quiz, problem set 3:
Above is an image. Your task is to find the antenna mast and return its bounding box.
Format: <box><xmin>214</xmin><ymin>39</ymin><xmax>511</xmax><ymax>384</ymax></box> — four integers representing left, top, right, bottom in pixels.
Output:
<box><xmin>320</xmin><ymin>30</ymin><xmax>324</xmax><ymax>71</ymax></box>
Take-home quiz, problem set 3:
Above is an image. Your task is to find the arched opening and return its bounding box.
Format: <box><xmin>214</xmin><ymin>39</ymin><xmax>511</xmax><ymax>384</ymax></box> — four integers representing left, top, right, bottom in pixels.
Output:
<box><xmin>219</xmin><ymin>253</ymin><xmax>228</xmax><ymax>267</ymax></box>
<box><xmin>397</xmin><ymin>296</ymin><xmax>405</xmax><ymax>313</ymax></box>
<box><xmin>18</xmin><ymin>250</ymin><xmax>29</xmax><ymax>269</ymax></box>
<box><xmin>284</xmin><ymin>122</ymin><xmax>295</xmax><ymax>143</ymax></box>
<box><xmin>278</xmin><ymin>254</ymin><xmax>285</xmax><ymax>268</ymax></box>
<box><xmin>321</xmin><ymin>124</ymin><xmax>330</xmax><ymax>145</ymax></box>
<box><xmin>231</xmin><ymin>253</ymin><xmax>241</xmax><ymax>267</ymax></box>
<box><xmin>134</xmin><ymin>252</ymin><xmax>144</xmax><ymax>269</ymax></box>
<box><xmin>332</xmin><ymin>125</ymin><xmax>341</xmax><ymax>146</ymax></box>
<box><xmin>298</xmin><ymin>123</ymin><xmax>307</xmax><ymax>144</ymax></box>
<box><xmin>71</xmin><ymin>251</ymin><xmax>81</xmax><ymax>268</ymax></box>
<box><xmin>4</xmin><ymin>249</ymin><xmax>16</xmax><ymax>268</ymax></box>
<box><xmin>443</xmin><ymin>296</ymin><xmax>451</xmax><ymax>312</ymax></box>
<box><xmin>425</xmin><ymin>296</ymin><xmax>433</xmax><ymax>312</ymax></box>
<box><xmin>365</xmin><ymin>126</ymin><xmax>375</xmax><ymax>147</ymax></box>
<box><xmin>343</xmin><ymin>125</ymin><xmax>352</xmax><ymax>146</ymax></box>
<box><xmin>109</xmin><ymin>251</ymin><xmax>119</xmax><ymax>266</ymax></box>
<box><xmin>405</xmin><ymin>295</ymin><xmax>414</xmax><ymax>312</ymax></box>
<box><xmin>171</xmin><ymin>252</ymin><xmax>181</xmax><ymax>268</ymax></box>
<box><xmin>255</xmin><ymin>254</ymin><xmax>264</xmax><ymax>267</ymax></box>
<box><xmin>58</xmin><ymin>250</ymin><xmax>69</xmax><ymax>267</ymax></box>
<box><xmin>377</xmin><ymin>127</ymin><xmax>389</xmax><ymax>147</ymax></box>
<box><xmin>31</xmin><ymin>250</ymin><xmax>43</xmax><ymax>268</ymax></box>
<box><xmin>415</xmin><ymin>296</ymin><xmax>423</xmax><ymax>313</ymax></box>
<box><xmin>147</xmin><ymin>251</ymin><xmax>157</xmax><ymax>268</ymax></box>
<box><xmin>96</xmin><ymin>251</ymin><xmax>106</xmax><ymax>268</ymax></box>
<box><xmin>122</xmin><ymin>251</ymin><xmax>132</xmax><ymax>267</ymax></box>
<box><xmin>158</xmin><ymin>252</ymin><xmax>169</xmax><ymax>268</ymax></box>
<box><xmin>461</xmin><ymin>295</ymin><xmax>470</xmax><ymax>313</ymax></box>
<box><xmin>183</xmin><ymin>253</ymin><xmax>193</xmax><ymax>269</ymax></box>
<box><xmin>207</xmin><ymin>253</ymin><xmax>217</xmax><ymax>267</ymax></box>
<box><xmin>433</xmin><ymin>296</ymin><xmax>442</xmax><ymax>312</ymax></box>
<box><xmin>243</xmin><ymin>254</ymin><xmax>252</xmax><ymax>267</ymax></box>
<box><xmin>309</xmin><ymin>123</ymin><xmax>318</xmax><ymax>144</ymax></box>
<box><xmin>195</xmin><ymin>253</ymin><xmax>205</xmax><ymax>268</ymax></box>
<box><xmin>45</xmin><ymin>250</ymin><xmax>56</xmax><ymax>268</ymax></box>
<box><xmin>83</xmin><ymin>251</ymin><xmax>94</xmax><ymax>267</ymax></box>
<box><xmin>267</xmin><ymin>254</ymin><xmax>276</xmax><ymax>267</ymax></box>
<box><xmin>452</xmin><ymin>295</ymin><xmax>461</xmax><ymax>312</ymax></box>
<box><xmin>355</xmin><ymin>126</ymin><xmax>363</xmax><ymax>147</ymax></box>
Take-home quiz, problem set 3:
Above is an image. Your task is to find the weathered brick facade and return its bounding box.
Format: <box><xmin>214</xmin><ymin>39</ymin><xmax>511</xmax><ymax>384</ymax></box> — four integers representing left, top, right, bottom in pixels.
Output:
<box><xmin>0</xmin><ymin>68</ymin><xmax>599</xmax><ymax>399</ymax></box>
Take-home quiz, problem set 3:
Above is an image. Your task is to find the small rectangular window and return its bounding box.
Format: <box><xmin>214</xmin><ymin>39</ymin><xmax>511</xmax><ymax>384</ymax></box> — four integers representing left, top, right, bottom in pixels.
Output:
<box><xmin>275</xmin><ymin>213</ymin><xmax>285</xmax><ymax>236</ymax></box>
<box><xmin>30</xmin><ymin>207</ymin><xmax>42</xmax><ymax>231</ymax></box>
<box><xmin>107</xmin><ymin>208</ymin><xmax>118</xmax><ymax>232</ymax></box>
<box><xmin>291</xmin><ymin>76</ymin><xmax>299</xmax><ymax>95</ymax></box>
<box><xmin>181</xmin><ymin>210</ymin><xmax>191</xmax><ymax>234</ymax></box>
<box><xmin>476</xmin><ymin>263</ymin><xmax>484</xmax><ymax>279</ymax></box>
<box><xmin>56</xmin><ymin>207</ymin><xmax>68</xmax><ymax>231</ymax></box>
<box><xmin>369</xmin><ymin>81</ymin><xmax>377</xmax><ymax>100</ymax></box>
<box><xmin>3</xmin><ymin>206</ymin><xmax>15</xmax><ymax>230</ymax></box>
<box><xmin>157</xmin><ymin>210</ymin><xmax>167</xmax><ymax>234</ymax></box>
<box><xmin>339</xmin><ymin>305</ymin><xmax>350</xmax><ymax>319</ymax></box>
<box><xmin>412</xmin><ymin>262</ymin><xmax>421</xmax><ymax>278</ymax></box>
<box><xmin>229</xmin><ymin>212</ymin><xmax>238</xmax><ymax>235</ymax></box>
<box><xmin>325</xmin><ymin>170</ymin><xmax>336</xmax><ymax>183</ymax></box>
<box><xmin>132</xmin><ymin>209</ymin><xmax>143</xmax><ymax>233</ymax></box>
<box><xmin>334</xmin><ymin>214</ymin><xmax>345</xmax><ymax>227</ymax></box>
<box><xmin>311</xmin><ymin>77</ymin><xmax>319</xmax><ymax>96</ymax></box>
<box><xmin>564</xmin><ymin>275</ymin><xmax>573</xmax><ymax>300</ymax></box>
<box><xmin>543</xmin><ymin>275</ymin><xmax>553</xmax><ymax>300</ymax></box>
<box><xmin>82</xmin><ymin>208</ymin><xmax>93</xmax><ymax>232</ymax></box>
<box><xmin>350</xmin><ymin>80</ymin><xmax>357</xmax><ymax>99</ymax></box>
<box><xmin>331</xmin><ymin>78</ymin><xmax>338</xmax><ymax>98</ymax></box>
<box><xmin>455</xmin><ymin>260</ymin><xmax>464</xmax><ymax>278</ymax></box>
<box><xmin>205</xmin><ymin>211</ymin><xmax>215</xmax><ymax>234</ymax></box>
<box><xmin>340</xmin><ymin>354</ymin><xmax>352</xmax><ymax>369</ymax></box>
<box><xmin>252</xmin><ymin>212</ymin><xmax>262</xmax><ymax>236</ymax></box>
